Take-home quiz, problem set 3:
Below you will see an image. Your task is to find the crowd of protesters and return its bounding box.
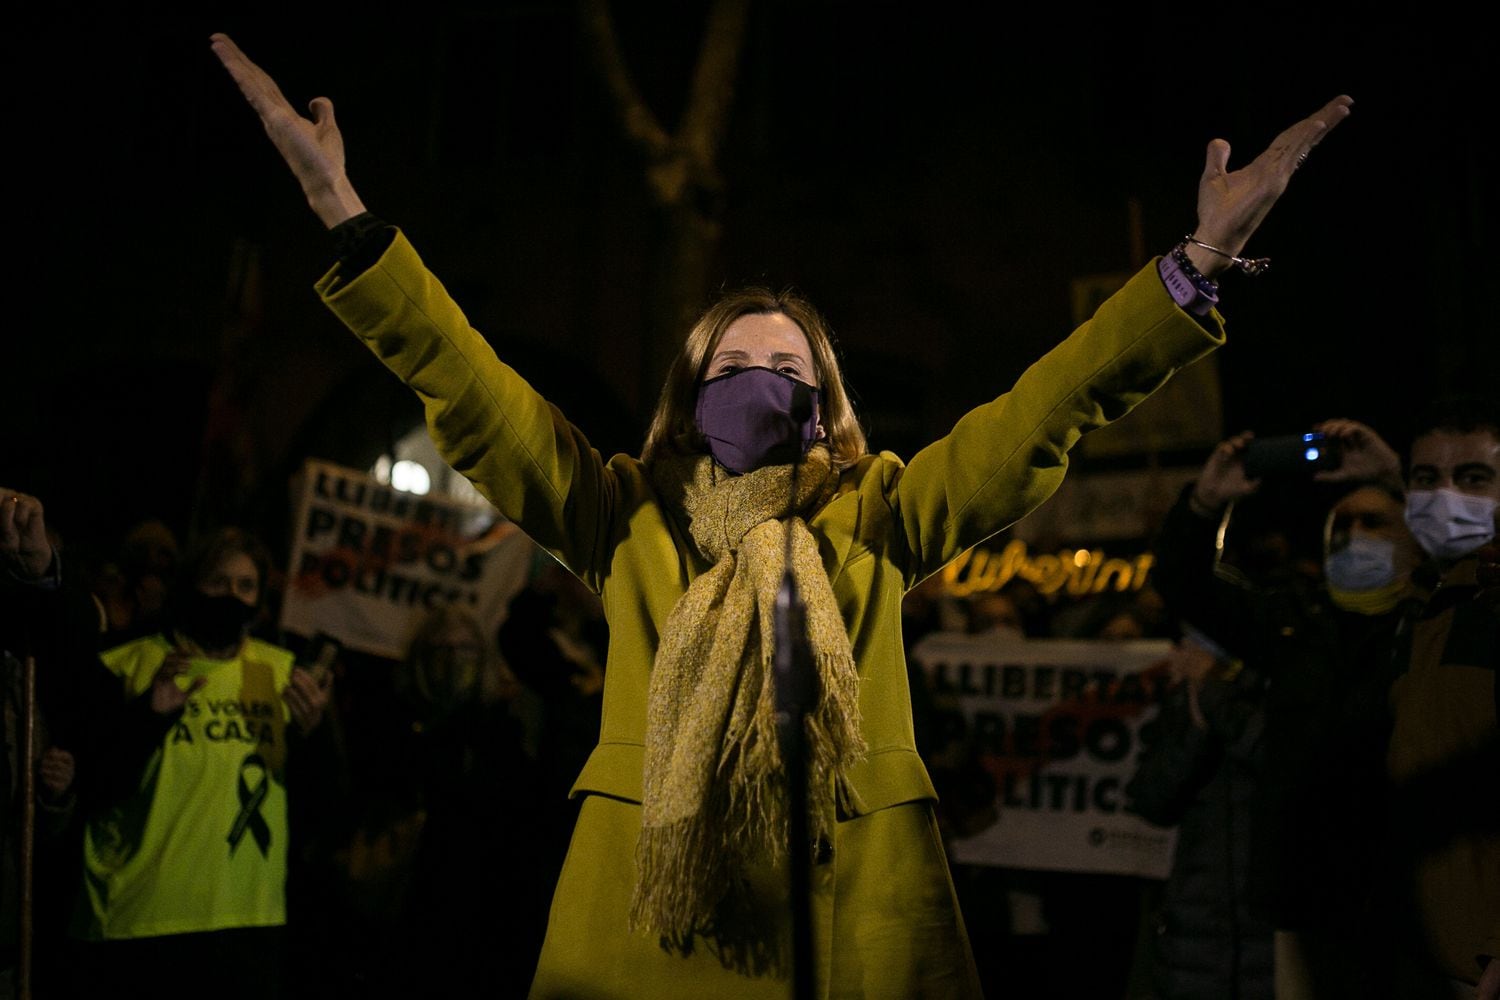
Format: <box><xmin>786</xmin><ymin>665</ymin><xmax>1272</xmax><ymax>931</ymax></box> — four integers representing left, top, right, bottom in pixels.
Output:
<box><xmin>2</xmin><ymin>396</ymin><xmax>1495</xmax><ymax>999</ymax></box>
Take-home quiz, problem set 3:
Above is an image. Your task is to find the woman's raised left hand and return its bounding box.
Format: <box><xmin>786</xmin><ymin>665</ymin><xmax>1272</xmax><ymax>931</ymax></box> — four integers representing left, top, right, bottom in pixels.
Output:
<box><xmin>1186</xmin><ymin>96</ymin><xmax>1353</xmax><ymax>277</ymax></box>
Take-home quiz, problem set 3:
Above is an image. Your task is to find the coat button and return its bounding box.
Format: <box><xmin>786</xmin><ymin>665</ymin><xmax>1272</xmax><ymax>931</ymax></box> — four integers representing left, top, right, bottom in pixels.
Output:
<box><xmin>814</xmin><ymin>837</ymin><xmax>834</xmax><ymax>865</ymax></box>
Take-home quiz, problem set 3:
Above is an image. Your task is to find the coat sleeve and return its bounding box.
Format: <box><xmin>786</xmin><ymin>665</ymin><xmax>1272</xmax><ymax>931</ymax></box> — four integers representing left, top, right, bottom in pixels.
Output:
<box><xmin>316</xmin><ymin>231</ymin><xmax>617</xmax><ymax>587</ymax></box>
<box><xmin>1152</xmin><ymin>485</ymin><xmax>1272</xmax><ymax>660</ymax></box>
<box><xmin>888</xmin><ymin>262</ymin><xmax>1224</xmax><ymax>586</ymax></box>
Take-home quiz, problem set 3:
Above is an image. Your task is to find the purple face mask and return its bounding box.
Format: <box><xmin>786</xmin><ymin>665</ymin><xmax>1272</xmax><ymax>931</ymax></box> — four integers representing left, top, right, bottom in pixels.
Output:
<box><xmin>694</xmin><ymin>366</ymin><xmax>821</xmax><ymax>474</ymax></box>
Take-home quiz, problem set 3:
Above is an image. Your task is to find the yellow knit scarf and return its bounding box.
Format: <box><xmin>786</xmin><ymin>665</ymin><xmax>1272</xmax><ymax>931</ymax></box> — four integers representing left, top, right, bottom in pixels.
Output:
<box><xmin>632</xmin><ymin>445</ymin><xmax>866</xmax><ymax>943</ymax></box>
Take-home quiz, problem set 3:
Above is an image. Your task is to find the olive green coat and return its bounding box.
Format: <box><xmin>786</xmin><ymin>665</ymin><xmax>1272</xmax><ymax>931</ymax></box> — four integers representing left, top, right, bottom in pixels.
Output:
<box><xmin>318</xmin><ymin>234</ymin><xmax>1223</xmax><ymax>998</ymax></box>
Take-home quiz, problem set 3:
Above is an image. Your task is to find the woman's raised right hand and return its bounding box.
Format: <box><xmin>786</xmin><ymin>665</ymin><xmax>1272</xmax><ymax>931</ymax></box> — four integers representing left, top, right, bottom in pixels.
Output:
<box><xmin>210</xmin><ymin>33</ymin><xmax>367</xmax><ymax>228</ymax></box>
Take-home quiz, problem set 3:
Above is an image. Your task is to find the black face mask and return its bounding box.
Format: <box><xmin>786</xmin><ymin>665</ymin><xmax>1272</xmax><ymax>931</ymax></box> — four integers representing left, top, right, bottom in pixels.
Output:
<box><xmin>178</xmin><ymin>590</ymin><xmax>258</xmax><ymax>650</ymax></box>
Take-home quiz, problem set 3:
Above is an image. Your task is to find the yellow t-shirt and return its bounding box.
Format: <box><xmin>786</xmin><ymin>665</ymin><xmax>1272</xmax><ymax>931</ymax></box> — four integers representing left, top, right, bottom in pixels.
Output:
<box><xmin>81</xmin><ymin>634</ymin><xmax>295</xmax><ymax>940</ymax></box>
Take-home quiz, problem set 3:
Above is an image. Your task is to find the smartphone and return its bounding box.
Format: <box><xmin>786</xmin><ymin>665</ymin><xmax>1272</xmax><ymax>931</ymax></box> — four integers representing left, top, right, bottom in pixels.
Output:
<box><xmin>1243</xmin><ymin>432</ymin><xmax>1343</xmax><ymax>479</ymax></box>
<box><xmin>297</xmin><ymin>632</ymin><xmax>342</xmax><ymax>684</ymax></box>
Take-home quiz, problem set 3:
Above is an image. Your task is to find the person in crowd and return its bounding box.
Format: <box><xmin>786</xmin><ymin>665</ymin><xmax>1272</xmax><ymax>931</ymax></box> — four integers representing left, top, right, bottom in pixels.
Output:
<box><xmin>94</xmin><ymin>520</ymin><xmax>180</xmax><ymax>648</ymax></box>
<box><xmin>213</xmin><ymin>30</ymin><xmax>1351</xmax><ymax>998</ymax></box>
<box><xmin>1128</xmin><ymin>629</ymin><xmax>1274</xmax><ymax>1000</ymax></box>
<box><xmin>398</xmin><ymin>602</ymin><xmax>542</xmax><ymax>996</ymax></box>
<box><xmin>2</xmin><ymin>491</ymin><xmax>69</xmax><ymax>999</ymax></box>
<box><xmin>2</xmin><ymin>490</ymin><xmax>115</xmax><ymax>1000</ymax></box>
<box><xmin>1364</xmin><ymin>397</ymin><xmax>1499</xmax><ymax>1000</ymax></box>
<box><xmin>499</xmin><ymin>561</ymin><xmax>607</xmax><ymax>857</ymax></box>
<box><xmin>73</xmin><ymin>527</ymin><xmax>331</xmax><ymax>1000</ymax></box>
<box><xmin>319</xmin><ymin>600</ymin><xmax>541</xmax><ymax>996</ymax></box>
<box><xmin>1041</xmin><ymin>587</ymin><xmax>1165</xmax><ymax>1000</ymax></box>
<box><xmin>1058</xmin><ymin>589</ymin><xmax>1167</xmax><ymax>641</ymax></box>
<box><xmin>1134</xmin><ymin>420</ymin><xmax>1423</xmax><ymax>1000</ymax></box>
<box><xmin>967</xmin><ymin>588</ymin><xmax>1027</xmax><ymax>639</ymax></box>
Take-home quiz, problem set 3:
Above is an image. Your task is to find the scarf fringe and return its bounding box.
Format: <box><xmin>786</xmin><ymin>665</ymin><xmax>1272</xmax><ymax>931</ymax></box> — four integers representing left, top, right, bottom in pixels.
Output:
<box><xmin>630</xmin><ymin>801</ymin><xmax>731</xmax><ymax>937</ymax></box>
<box><xmin>632</xmin><ymin>650</ymin><xmax>867</xmax><ymax>940</ymax></box>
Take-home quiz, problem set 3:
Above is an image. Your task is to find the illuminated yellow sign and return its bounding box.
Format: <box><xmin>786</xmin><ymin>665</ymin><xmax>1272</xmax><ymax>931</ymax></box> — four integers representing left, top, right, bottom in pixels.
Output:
<box><xmin>940</xmin><ymin>539</ymin><xmax>1153</xmax><ymax>598</ymax></box>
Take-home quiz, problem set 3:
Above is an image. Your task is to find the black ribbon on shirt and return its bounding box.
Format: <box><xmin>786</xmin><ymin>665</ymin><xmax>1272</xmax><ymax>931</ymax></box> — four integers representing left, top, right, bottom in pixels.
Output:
<box><xmin>227</xmin><ymin>753</ymin><xmax>272</xmax><ymax>858</ymax></box>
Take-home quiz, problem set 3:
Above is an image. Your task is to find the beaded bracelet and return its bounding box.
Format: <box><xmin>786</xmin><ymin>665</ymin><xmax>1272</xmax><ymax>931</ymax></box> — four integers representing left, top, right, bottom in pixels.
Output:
<box><xmin>1159</xmin><ymin>245</ymin><xmax>1219</xmax><ymax>316</ymax></box>
<box><xmin>1170</xmin><ymin>241</ymin><xmax>1222</xmax><ymax>298</ymax></box>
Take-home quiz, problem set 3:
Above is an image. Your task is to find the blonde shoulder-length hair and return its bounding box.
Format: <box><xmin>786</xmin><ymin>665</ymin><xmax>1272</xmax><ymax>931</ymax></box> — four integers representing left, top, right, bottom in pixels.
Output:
<box><xmin>640</xmin><ymin>287</ymin><xmax>868</xmax><ymax>471</ymax></box>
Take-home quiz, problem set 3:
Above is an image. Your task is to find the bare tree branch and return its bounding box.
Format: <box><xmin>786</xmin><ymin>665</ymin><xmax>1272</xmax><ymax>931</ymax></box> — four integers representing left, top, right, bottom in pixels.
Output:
<box><xmin>679</xmin><ymin>0</ymin><xmax>751</xmax><ymax>171</ymax></box>
<box><xmin>581</xmin><ymin>0</ymin><xmax>750</xmax><ymax>207</ymax></box>
<box><xmin>579</xmin><ymin>0</ymin><xmax>752</xmax><ymax>400</ymax></box>
<box><xmin>579</xmin><ymin>0</ymin><xmax>671</xmax><ymax>162</ymax></box>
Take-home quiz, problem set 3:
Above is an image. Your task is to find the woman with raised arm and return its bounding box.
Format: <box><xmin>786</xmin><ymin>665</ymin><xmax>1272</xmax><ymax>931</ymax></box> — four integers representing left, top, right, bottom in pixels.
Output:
<box><xmin>212</xmin><ymin>33</ymin><xmax>1348</xmax><ymax>1000</ymax></box>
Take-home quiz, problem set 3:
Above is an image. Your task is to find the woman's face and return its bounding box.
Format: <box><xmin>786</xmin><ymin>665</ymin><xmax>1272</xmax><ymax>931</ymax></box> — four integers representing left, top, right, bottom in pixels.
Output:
<box><xmin>705</xmin><ymin>312</ymin><xmax>818</xmax><ymax>386</ymax></box>
<box><xmin>199</xmin><ymin>551</ymin><xmax>260</xmax><ymax>606</ymax></box>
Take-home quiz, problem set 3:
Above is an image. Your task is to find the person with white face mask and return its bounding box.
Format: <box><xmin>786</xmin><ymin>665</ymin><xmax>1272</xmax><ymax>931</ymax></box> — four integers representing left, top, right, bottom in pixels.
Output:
<box><xmin>1371</xmin><ymin>398</ymin><xmax>1500</xmax><ymax>1000</ymax></box>
<box><xmin>1322</xmin><ymin>484</ymin><xmax>1424</xmax><ymax>616</ymax></box>
<box><xmin>1144</xmin><ymin>423</ymin><xmax>1420</xmax><ymax>1000</ymax></box>
<box><xmin>1404</xmin><ymin>422</ymin><xmax>1500</xmax><ymax>566</ymax></box>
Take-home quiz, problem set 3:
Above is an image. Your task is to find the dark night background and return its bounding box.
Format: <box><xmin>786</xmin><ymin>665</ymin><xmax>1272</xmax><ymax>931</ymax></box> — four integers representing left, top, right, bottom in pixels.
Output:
<box><xmin>7</xmin><ymin>6</ymin><xmax>1491</xmax><ymax>559</ymax></box>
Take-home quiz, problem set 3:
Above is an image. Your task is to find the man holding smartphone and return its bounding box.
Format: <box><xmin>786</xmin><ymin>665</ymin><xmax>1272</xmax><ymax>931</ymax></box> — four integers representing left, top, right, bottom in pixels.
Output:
<box><xmin>1168</xmin><ymin>403</ymin><xmax>1499</xmax><ymax>1000</ymax></box>
<box><xmin>1143</xmin><ymin>418</ymin><xmax>1419</xmax><ymax>1000</ymax></box>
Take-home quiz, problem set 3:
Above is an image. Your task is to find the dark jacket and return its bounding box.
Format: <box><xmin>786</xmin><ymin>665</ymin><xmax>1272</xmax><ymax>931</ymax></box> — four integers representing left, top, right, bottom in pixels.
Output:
<box><xmin>1132</xmin><ymin>486</ymin><xmax>1399</xmax><ymax>1000</ymax></box>
<box><xmin>1385</xmin><ymin>553</ymin><xmax>1500</xmax><ymax>988</ymax></box>
<box><xmin>1128</xmin><ymin>654</ymin><xmax>1271</xmax><ymax>1000</ymax></box>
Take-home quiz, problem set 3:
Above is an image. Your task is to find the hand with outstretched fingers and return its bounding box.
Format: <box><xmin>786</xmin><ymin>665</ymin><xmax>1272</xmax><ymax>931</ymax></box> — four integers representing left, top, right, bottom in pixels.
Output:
<box><xmin>1185</xmin><ymin>96</ymin><xmax>1353</xmax><ymax>277</ymax></box>
<box><xmin>210</xmin><ymin>33</ymin><xmax>367</xmax><ymax>228</ymax></box>
<box><xmin>1312</xmin><ymin>418</ymin><xmax>1404</xmax><ymax>491</ymax></box>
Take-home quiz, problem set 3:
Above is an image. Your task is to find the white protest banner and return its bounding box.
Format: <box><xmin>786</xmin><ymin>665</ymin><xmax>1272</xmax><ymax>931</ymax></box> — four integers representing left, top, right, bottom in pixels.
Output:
<box><xmin>912</xmin><ymin>634</ymin><xmax>1176</xmax><ymax>879</ymax></box>
<box><xmin>281</xmin><ymin>460</ymin><xmax>534</xmax><ymax>659</ymax></box>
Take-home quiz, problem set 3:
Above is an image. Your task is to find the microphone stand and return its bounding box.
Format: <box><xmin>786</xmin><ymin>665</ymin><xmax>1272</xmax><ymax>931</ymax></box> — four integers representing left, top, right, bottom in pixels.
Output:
<box><xmin>774</xmin><ymin>455</ymin><xmax>816</xmax><ymax>1000</ymax></box>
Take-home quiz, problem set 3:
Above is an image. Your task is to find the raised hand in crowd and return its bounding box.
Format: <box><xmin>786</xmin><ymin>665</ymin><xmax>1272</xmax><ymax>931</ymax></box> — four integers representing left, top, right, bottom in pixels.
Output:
<box><xmin>149</xmin><ymin>651</ymin><xmax>207</xmax><ymax>715</ymax></box>
<box><xmin>1313</xmin><ymin>418</ymin><xmax>1404</xmax><ymax>491</ymax></box>
<box><xmin>1</xmin><ymin>488</ymin><xmax>56</xmax><ymax>581</ymax></box>
<box><xmin>1164</xmin><ymin>636</ymin><xmax>1223</xmax><ymax>731</ymax></box>
<box><xmin>283</xmin><ymin>666</ymin><xmax>333</xmax><ymax>733</ymax></box>
<box><xmin>1190</xmin><ymin>432</ymin><xmax>1260</xmax><ymax>515</ymax></box>
<box><xmin>38</xmin><ymin>746</ymin><xmax>76</xmax><ymax>804</ymax></box>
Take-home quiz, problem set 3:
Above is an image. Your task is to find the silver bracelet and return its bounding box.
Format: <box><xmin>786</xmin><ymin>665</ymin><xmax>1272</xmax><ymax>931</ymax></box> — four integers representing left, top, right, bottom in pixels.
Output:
<box><xmin>1183</xmin><ymin>234</ymin><xmax>1270</xmax><ymax>277</ymax></box>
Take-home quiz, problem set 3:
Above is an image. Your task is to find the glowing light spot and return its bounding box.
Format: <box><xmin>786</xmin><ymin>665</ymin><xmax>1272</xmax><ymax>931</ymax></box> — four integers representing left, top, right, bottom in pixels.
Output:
<box><xmin>391</xmin><ymin>460</ymin><xmax>431</xmax><ymax>495</ymax></box>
